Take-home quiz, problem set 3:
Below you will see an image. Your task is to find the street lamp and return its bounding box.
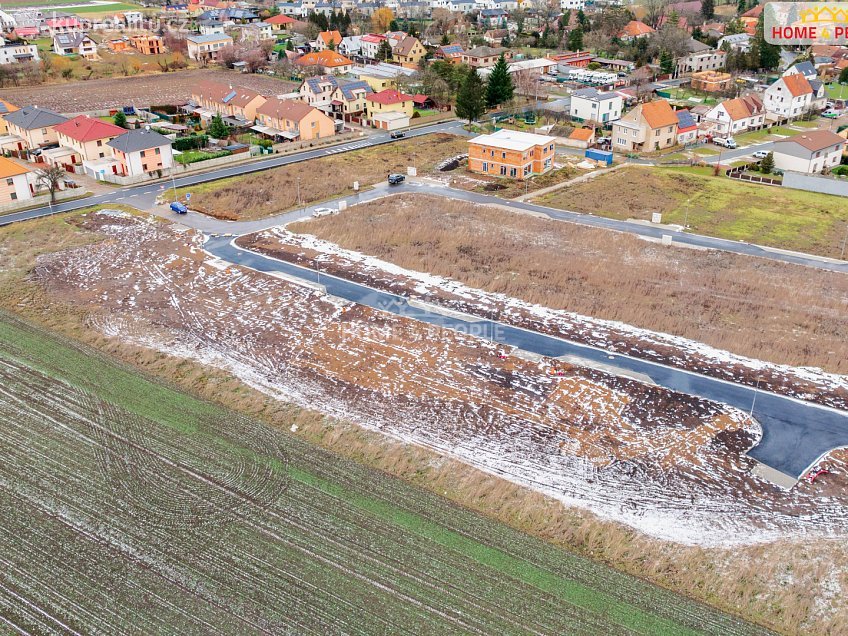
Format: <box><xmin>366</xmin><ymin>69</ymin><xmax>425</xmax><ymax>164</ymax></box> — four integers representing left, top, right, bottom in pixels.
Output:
<box><xmin>750</xmin><ymin>376</ymin><xmax>762</xmax><ymax>417</ymax></box>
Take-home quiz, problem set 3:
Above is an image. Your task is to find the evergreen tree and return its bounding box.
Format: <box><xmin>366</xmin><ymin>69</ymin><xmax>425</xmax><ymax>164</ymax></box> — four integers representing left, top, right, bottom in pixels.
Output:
<box><xmin>568</xmin><ymin>26</ymin><xmax>583</xmax><ymax>51</ymax></box>
<box><xmin>389</xmin><ymin>19</ymin><xmax>399</xmax><ymax>31</ymax></box>
<box><xmin>659</xmin><ymin>49</ymin><xmax>674</xmax><ymax>75</ymax></box>
<box><xmin>755</xmin><ymin>14</ymin><xmax>780</xmax><ymax>70</ymax></box>
<box><xmin>840</xmin><ymin>66</ymin><xmax>848</xmax><ymax>84</ymax></box>
<box><xmin>377</xmin><ymin>40</ymin><xmax>392</xmax><ymax>61</ymax></box>
<box><xmin>286</xmin><ymin>39</ymin><xmax>294</xmax><ymax>52</ymax></box>
<box><xmin>113</xmin><ymin>110</ymin><xmax>127</xmax><ymax>128</ymax></box>
<box><xmin>269</xmin><ymin>5</ymin><xmax>280</xmax><ymax>16</ymax></box>
<box><xmin>456</xmin><ymin>67</ymin><xmax>486</xmax><ymax>123</ymax></box>
<box><xmin>440</xmin><ymin>33</ymin><xmax>450</xmax><ymax>45</ymax></box>
<box><xmin>576</xmin><ymin>9</ymin><xmax>589</xmax><ymax>30</ymax></box>
<box><xmin>485</xmin><ymin>53</ymin><xmax>514</xmax><ymax>107</ymax></box>
<box><xmin>736</xmin><ymin>0</ymin><xmax>745</xmax><ymax>14</ymax></box>
<box><xmin>760</xmin><ymin>152</ymin><xmax>774</xmax><ymax>174</ymax></box>
<box><xmin>208</xmin><ymin>114</ymin><xmax>228</xmax><ymax>139</ymax></box>
<box><xmin>700</xmin><ymin>0</ymin><xmax>715</xmax><ymax>19</ymax></box>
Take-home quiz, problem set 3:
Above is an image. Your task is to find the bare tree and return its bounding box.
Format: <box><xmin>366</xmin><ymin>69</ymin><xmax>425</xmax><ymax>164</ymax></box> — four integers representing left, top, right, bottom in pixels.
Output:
<box><xmin>36</xmin><ymin>165</ymin><xmax>66</xmax><ymax>203</ymax></box>
<box><xmin>643</xmin><ymin>0</ymin><xmax>669</xmax><ymax>28</ymax></box>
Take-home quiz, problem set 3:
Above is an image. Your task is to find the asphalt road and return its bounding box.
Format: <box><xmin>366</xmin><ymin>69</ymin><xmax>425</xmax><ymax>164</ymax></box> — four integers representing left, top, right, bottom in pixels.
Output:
<box><xmin>205</xmin><ymin>235</ymin><xmax>848</xmax><ymax>480</ymax></box>
<box><xmin>0</xmin><ymin>119</ymin><xmax>468</xmax><ymax>227</ymax></box>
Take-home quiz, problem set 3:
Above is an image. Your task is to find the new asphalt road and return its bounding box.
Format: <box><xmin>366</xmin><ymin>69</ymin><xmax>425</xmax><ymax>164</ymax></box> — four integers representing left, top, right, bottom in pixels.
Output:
<box><xmin>205</xmin><ymin>235</ymin><xmax>848</xmax><ymax>481</ymax></box>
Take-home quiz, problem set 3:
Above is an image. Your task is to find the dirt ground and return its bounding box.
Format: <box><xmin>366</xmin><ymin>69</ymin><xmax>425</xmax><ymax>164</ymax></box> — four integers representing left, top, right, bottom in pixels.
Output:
<box><xmin>0</xmin><ymin>69</ymin><xmax>297</xmax><ymax>113</ymax></box>
<box><xmin>182</xmin><ymin>133</ymin><xmax>468</xmax><ymax>221</ymax></box>
<box><xmin>534</xmin><ymin>165</ymin><xmax>848</xmax><ymax>258</ymax></box>
<box><xmin>285</xmin><ymin>194</ymin><xmax>848</xmax><ymax>376</ymax></box>
<box><xmin>3</xmin><ymin>210</ymin><xmax>848</xmax><ymax>634</ymax></box>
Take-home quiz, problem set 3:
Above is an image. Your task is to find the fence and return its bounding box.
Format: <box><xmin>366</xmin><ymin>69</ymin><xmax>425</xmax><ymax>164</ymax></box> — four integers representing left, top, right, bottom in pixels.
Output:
<box><xmin>0</xmin><ymin>187</ymin><xmax>82</xmax><ymax>214</ymax></box>
<box><xmin>725</xmin><ymin>165</ymin><xmax>782</xmax><ymax>186</ymax></box>
<box><xmin>782</xmin><ymin>171</ymin><xmax>848</xmax><ymax>197</ymax></box>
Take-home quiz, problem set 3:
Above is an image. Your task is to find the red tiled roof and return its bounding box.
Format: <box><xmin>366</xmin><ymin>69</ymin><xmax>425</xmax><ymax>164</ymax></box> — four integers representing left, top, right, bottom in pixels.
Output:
<box><xmin>265</xmin><ymin>14</ymin><xmax>296</xmax><ymax>25</ymax></box>
<box><xmin>781</xmin><ymin>73</ymin><xmax>813</xmax><ymax>97</ymax></box>
<box><xmin>54</xmin><ymin>115</ymin><xmax>125</xmax><ymax>142</ymax></box>
<box><xmin>367</xmin><ymin>89</ymin><xmax>414</xmax><ymax>105</ymax></box>
<box><xmin>318</xmin><ymin>30</ymin><xmax>342</xmax><ymax>46</ymax></box>
<box><xmin>640</xmin><ymin>100</ymin><xmax>678</xmax><ymax>129</ymax></box>
<box><xmin>619</xmin><ymin>21</ymin><xmax>655</xmax><ymax>38</ymax></box>
<box><xmin>295</xmin><ymin>50</ymin><xmax>352</xmax><ymax>68</ymax></box>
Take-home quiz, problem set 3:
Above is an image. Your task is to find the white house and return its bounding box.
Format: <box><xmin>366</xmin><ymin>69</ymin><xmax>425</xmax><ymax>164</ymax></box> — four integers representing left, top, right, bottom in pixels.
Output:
<box><xmin>717</xmin><ymin>33</ymin><xmax>751</xmax><ymax>53</ymax></box>
<box><xmin>53</xmin><ymin>32</ymin><xmax>98</xmax><ymax>59</ymax></box>
<box><xmin>186</xmin><ymin>33</ymin><xmax>233</xmax><ymax>61</ymax></box>
<box><xmin>569</xmin><ymin>88</ymin><xmax>623</xmax><ymax>125</ymax></box>
<box><xmin>763</xmin><ymin>73</ymin><xmax>813</xmax><ymax>120</ymax></box>
<box><xmin>0</xmin><ymin>39</ymin><xmax>39</xmax><ymax>65</ymax></box>
<box><xmin>703</xmin><ymin>94</ymin><xmax>765</xmax><ymax>135</ymax></box>
<box><xmin>771</xmin><ymin>130</ymin><xmax>845</xmax><ymax>174</ymax></box>
<box><xmin>782</xmin><ymin>60</ymin><xmax>817</xmax><ymax>81</ymax></box>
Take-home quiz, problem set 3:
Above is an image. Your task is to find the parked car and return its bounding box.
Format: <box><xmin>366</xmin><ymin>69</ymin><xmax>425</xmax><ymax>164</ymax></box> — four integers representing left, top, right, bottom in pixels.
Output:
<box><xmin>822</xmin><ymin>111</ymin><xmax>839</xmax><ymax>119</ymax></box>
<box><xmin>388</xmin><ymin>173</ymin><xmax>405</xmax><ymax>185</ymax></box>
<box><xmin>169</xmin><ymin>201</ymin><xmax>187</xmax><ymax>214</ymax></box>
<box><xmin>312</xmin><ymin>207</ymin><xmax>338</xmax><ymax>217</ymax></box>
<box><xmin>390</xmin><ymin>130</ymin><xmax>406</xmax><ymax>139</ymax></box>
<box><xmin>713</xmin><ymin>137</ymin><xmax>737</xmax><ymax>149</ymax></box>
<box><xmin>752</xmin><ymin>150</ymin><xmax>769</xmax><ymax>159</ymax></box>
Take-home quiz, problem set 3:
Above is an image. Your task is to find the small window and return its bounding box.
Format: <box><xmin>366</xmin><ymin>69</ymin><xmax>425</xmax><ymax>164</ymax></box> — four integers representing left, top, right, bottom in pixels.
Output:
<box><xmin>5</xmin><ymin>178</ymin><xmax>12</xmax><ymax>186</ymax></box>
<box><xmin>155</xmin><ymin>148</ymin><xmax>161</xmax><ymax>155</ymax></box>
<box><xmin>10</xmin><ymin>192</ymin><xmax>16</xmax><ymax>200</ymax></box>
<box><xmin>97</xmin><ymin>140</ymin><xmax>102</xmax><ymax>146</ymax></box>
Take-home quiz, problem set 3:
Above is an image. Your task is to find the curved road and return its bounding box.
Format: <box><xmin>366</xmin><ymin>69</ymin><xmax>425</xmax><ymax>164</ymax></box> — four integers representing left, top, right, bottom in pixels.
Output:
<box><xmin>206</xmin><ymin>235</ymin><xmax>848</xmax><ymax>481</ymax></box>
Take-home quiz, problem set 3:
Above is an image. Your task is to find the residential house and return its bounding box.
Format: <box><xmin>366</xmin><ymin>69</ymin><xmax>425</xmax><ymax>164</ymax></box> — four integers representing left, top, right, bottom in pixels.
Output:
<box><xmin>53</xmin><ymin>32</ymin><xmax>98</xmax><ymax>59</ymax></box>
<box><xmin>676</xmin><ymin>46</ymin><xmax>725</xmax><ymax>76</ymax></box>
<box><xmin>264</xmin><ymin>14</ymin><xmax>297</xmax><ymax>30</ymax></box>
<box><xmin>560</xmin><ymin>0</ymin><xmax>585</xmax><ymax>9</ymax></box>
<box><xmin>45</xmin><ymin>16</ymin><xmax>82</xmax><ymax>34</ymax></box>
<box><xmin>548</xmin><ymin>51</ymin><xmax>594</xmax><ymax>68</ymax></box>
<box><xmin>198</xmin><ymin>19</ymin><xmax>226</xmax><ymax>35</ymax></box>
<box><xmin>783</xmin><ymin>60</ymin><xmax>817</xmax><ymax>81</ymax></box>
<box><xmin>314</xmin><ymin>30</ymin><xmax>342</xmax><ymax>51</ymax></box>
<box><xmin>329</xmin><ymin>79</ymin><xmax>373</xmax><ymax>120</ymax></box>
<box><xmin>461</xmin><ymin>45</ymin><xmax>510</xmax><ymax>68</ymax></box>
<box><xmin>612</xmin><ymin>100</ymin><xmax>678</xmax><ymax>152</ymax></box>
<box><xmin>771</xmin><ymin>130</ymin><xmax>846</xmax><ymax>174</ymax></box>
<box><xmin>565</xmin><ymin>127</ymin><xmax>594</xmax><ymax>149</ymax></box>
<box><xmin>130</xmin><ymin>34</ymin><xmax>165</xmax><ymax>55</ymax></box>
<box><xmin>0</xmin><ymin>40</ymin><xmax>40</xmax><ymax>65</ymax></box>
<box><xmin>763</xmin><ymin>73</ymin><xmax>813</xmax><ymax>120</ymax></box>
<box><xmin>105</xmin><ymin>128</ymin><xmax>174</xmax><ymax>178</ymax></box>
<box><xmin>277</xmin><ymin>1</ymin><xmax>307</xmax><ymax>17</ymax></box>
<box><xmin>591</xmin><ymin>57</ymin><xmax>635</xmax><ymax>73</ymax></box>
<box><xmin>239</xmin><ymin>22</ymin><xmax>273</xmax><ymax>42</ymax></box>
<box><xmin>0</xmin><ymin>99</ymin><xmax>20</xmax><ymax>134</ymax></box>
<box><xmin>0</xmin><ymin>156</ymin><xmax>33</xmax><ymax>205</ymax></box>
<box><xmin>809</xmin><ymin>78</ymin><xmax>828</xmax><ymax>111</ymax></box>
<box><xmin>53</xmin><ymin>115</ymin><xmax>125</xmax><ymax>168</ymax></box>
<box><xmin>253</xmin><ymin>97</ymin><xmax>335</xmax><ymax>141</ymax></box>
<box><xmin>468</xmin><ymin>129</ymin><xmax>557</xmax><ymax>180</ymax></box>
<box><xmin>391</xmin><ymin>35</ymin><xmax>425</xmax><ymax>68</ymax></box>
<box><xmin>191</xmin><ymin>81</ymin><xmax>267</xmax><ymax>124</ymax></box>
<box><xmin>338</xmin><ymin>35</ymin><xmax>362</xmax><ymax>58</ymax></box>
<box><xmin>478</xmin><ymin>8</ymin><xmax>508</xmax><ymax>28</ymax></box>
<box><xmin>569</xmin><ymin>88</ymin><xmax>623</xmax><ymax>125</ymax></box>
<box><xmin>359</xmin><ymin>33</ymin><xmax>387</xmax><ymax>61</ymax></box>
<box><xmin>365</xmin><ymin>89</ymin><xmax>414</xmax><ymax>129</ymax></box>
<box><xmin>107</xmin><ymin>38</ymin><xmax>133</xmax><ymax>53</ymax></box>
<box><xmin>433</xmin><ymin>44</ymin><xmax>463</xmax><ymax>62</ymax></box>
<box><xmin>703</xmin><ymin>94</ymin><xmax>765</xmax><ymax>135</ymax></box>
<box><xmin>717</xmin><ymin>33</ymin><xmax>751</xmax><ymax>53</ymax></box>
<box><xmin>483</xmin><ymin>29</ymin><xmax>509</xmax><ymax>46</ymax></box>
<box><xmin>186</xmin><ymin>32</ymin><xmax>233</xmax><ymax>61</ymax></box>
<box><xmin>675</xmin><ymin>109</ymin><xmax>698</xmax><ymax>145</ymax></box>
<box><xmin>299</xmin><ymin>74</ymin><xmax>339</xmax><ymax>109</ymax></box>
<box><xmin>294</xmin><ymin>50</ymin><xmax>353</xmax><ymax>74</ymax></box>
<box><xmin>3</xmin><ymin>106</ymin><xmax>68</xmax><ymax>154</ymax></box>
<box><xmin>617</xmin><ymin>20</ymin><xmax>654</xmax><ymax>42</ymax></box>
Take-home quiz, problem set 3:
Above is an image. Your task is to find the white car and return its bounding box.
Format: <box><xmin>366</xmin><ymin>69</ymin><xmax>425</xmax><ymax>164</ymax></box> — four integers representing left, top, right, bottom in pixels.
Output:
<box><xmin>312</xmin><ymin>207</ymin><xmax>338</xmax><ymax>218</ymax></box>
<box><xmin>752</xmin><ymin>150</ymin><xmax>769</xmax><ymax>159</ymax></box>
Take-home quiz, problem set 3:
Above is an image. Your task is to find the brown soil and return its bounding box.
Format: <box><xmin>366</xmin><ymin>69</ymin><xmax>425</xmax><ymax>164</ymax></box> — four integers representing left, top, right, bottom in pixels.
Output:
<box><xmin>184</xmin><ymin>134</ymin><xmax>468</xmax><ymax>221</ymax></box>
<box><xmin>0</xmin><ymin>69</ymin><xmax>297</xmax><ymax>113</ymax></box>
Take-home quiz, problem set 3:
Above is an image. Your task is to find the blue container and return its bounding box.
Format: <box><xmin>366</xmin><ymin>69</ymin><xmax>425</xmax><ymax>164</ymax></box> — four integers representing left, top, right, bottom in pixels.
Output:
<box><xmin>585</xmin><ymin>149</ymin><xmax>613</xmax><ymax>165</ymax></box>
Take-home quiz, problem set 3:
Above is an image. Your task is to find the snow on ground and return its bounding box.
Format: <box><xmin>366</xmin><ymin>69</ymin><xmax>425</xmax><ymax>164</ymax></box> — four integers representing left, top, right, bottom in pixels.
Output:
<box><xmin>254</xmin><ymin>228</ymin><xmax>848</xmax><ymax>410</ymax></box>
<box><xmin>31</xmin><ymin>212</ymin><xmax>848</xmax><ymax>547</ymax></box>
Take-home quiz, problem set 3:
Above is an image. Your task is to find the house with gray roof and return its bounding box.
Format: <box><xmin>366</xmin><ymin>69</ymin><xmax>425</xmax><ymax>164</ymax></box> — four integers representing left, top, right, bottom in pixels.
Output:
<box><xmin>103</xmin><ymin>128</ymin><xmax>174</xmax><ymax>179</ymax></box>
<box><xmin>570</xmin><ymin>88</ymin><xmax>623</xmax><ymax>124</ymax></box>
<box><xmin>3</xmin><ymin>105</ymin><xmax>68</xmax><ymax>151</ymax></box>
<box><xmin>53</xmin><ymin>32</ymin><xmax>97</xmax><ymax>58</ymax></box>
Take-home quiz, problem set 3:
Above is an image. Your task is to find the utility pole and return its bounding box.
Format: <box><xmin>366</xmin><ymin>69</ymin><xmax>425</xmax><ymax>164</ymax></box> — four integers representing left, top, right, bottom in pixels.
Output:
<box><xmin>841</xmin><ymin>222</ymin><xmax>848</xmax><ymax>260</ymax></box>
<box><xmin>171</xmin><ymin>171</ymin><xmax>178</xmax><ymax>203</ymax></box>
<box><xmin>750</xmin><ymin>376</ymin><xmax>761</xmax><ymax>417</ymax></box>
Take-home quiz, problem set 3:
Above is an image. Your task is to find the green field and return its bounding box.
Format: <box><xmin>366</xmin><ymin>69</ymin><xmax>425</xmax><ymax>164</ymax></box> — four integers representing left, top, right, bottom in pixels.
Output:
<box><xmin>68</xmin><ymin>2</ymin><xmax>141</xmax><ymax>13</ymax></box>
<box><xmin>536</xmin><ymin>165</ymin><xmax>848</xmax><ymax>257</ymax></box>
<box><xmin>827</xmin><ymin>83</ymin><xmax>848</xmax><ymax>101</ymax></box>
<box><xmin>0</xmin><ymin>311</ymin><xmax>769</xmax><ymax>635</ymax></box>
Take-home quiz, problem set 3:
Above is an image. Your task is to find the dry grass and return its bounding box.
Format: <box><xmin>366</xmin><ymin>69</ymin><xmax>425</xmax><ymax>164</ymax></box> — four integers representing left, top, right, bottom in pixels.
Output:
<box><xmin>0</xmin><ymin>209</ymin><xmax>847</xmax><ymax>635</ymax></box>
<box><xmin>181</xmin><ymin>133</ymin><xmax>468</xmax><ymax>221</ymax></box>
<box><xmin>535</xmin><ymin>165</ymin><xmax>848</xmax><ymax>258</ymax></box>
<box><xmin>291</xmin><ymin>194</ymin><xmax>848</xmax><ymax>373</ymax></box>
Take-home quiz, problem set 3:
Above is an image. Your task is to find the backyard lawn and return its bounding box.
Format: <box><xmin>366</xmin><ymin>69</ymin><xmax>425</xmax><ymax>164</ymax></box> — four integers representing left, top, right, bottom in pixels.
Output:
<box><xmin>826</xmin><ymin>83</ymin><xmax>848</xmax><ymax>101</ymax></box>
<box><xmin>535</xmin><ymin>165</ymin><xmax>848</xmax><ymax>257</ymax></box>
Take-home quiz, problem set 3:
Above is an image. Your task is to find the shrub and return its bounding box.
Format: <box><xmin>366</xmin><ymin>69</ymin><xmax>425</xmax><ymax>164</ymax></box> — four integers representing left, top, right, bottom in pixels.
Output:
<box><xmin>172</xmin><ymin>134</ymin><xmax>209</xmax><ymax>152</ymax></box>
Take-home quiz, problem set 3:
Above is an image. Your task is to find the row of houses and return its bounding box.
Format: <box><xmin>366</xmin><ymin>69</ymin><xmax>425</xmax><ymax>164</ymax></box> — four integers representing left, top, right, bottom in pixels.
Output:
<box><xmin>0</xmin><ymin>104</ymin><xmax>175</xmax><ymax>204</ymax></box>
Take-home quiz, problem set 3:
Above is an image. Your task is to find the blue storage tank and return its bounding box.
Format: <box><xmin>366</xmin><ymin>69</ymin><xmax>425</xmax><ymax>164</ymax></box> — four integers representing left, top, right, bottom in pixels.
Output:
<box><xmin>585</xmin><ymin>149</ymin><xmax>613</xmax><ymax>165</ymax></box>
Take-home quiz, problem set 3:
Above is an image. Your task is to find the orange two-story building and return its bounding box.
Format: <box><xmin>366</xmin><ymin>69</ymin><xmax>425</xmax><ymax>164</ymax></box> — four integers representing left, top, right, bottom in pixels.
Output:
<box><xmin>468</xmin><ymin>130</ymin><xmax>557</xmax><ymax>180</ymax></box>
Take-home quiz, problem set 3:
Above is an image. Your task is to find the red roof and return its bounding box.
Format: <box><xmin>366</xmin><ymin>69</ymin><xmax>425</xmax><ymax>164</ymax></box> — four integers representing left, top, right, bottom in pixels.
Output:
<box><xmin>412</xmin><ymin>94</ymin><xmax>430</xmax><ymax>105</ymax></box>
<box><xmin>14</xmin><ymin>26</ymin><xmax>40</xmax><ymax>37</ymax></box>
<box><xmin>367</xmin><ymin>89</ymin><xmax>414</xmax><ymax>105</ymax></box>
<box><xmin>54</xmin><ymin>115</ymin><xmax>125</xmax><ymax>142</ymax></box>
<box><xmin>361</xmin><ymin>34</ymin><xmax>386</xmax><ymax>43</ymax></box>
<box><xmin>265</xmin><ymin>14</ymin><xmax>296</xmax><ymax>25</ymax></box>
<box><xmin>46</xmin><ymin>17</ymin><xmax>81</xmax><ymax>27</ymax></box>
